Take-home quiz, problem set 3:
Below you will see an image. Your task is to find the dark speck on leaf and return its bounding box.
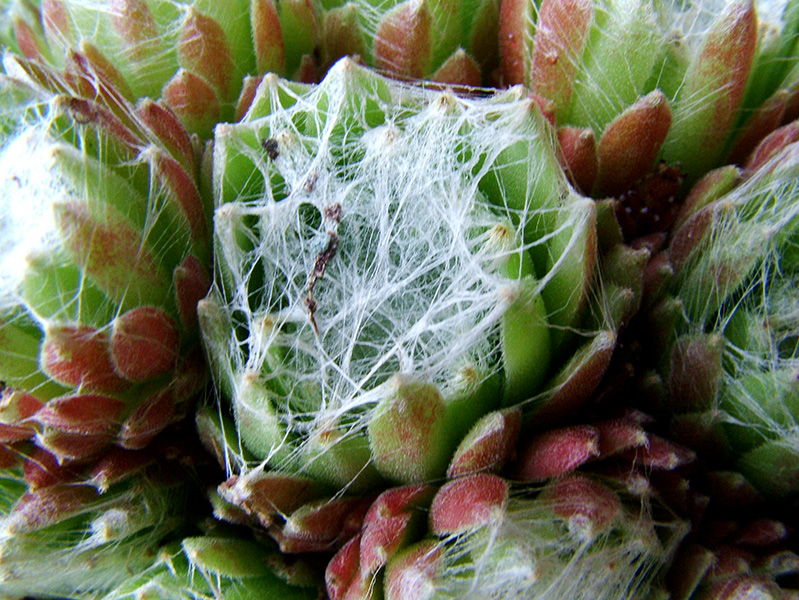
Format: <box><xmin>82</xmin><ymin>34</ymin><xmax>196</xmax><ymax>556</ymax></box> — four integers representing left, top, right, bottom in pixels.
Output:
<box><xmin>261</xmin><ymin>138</ymin><xmax>279</xmax><ymax>161</ymax></box>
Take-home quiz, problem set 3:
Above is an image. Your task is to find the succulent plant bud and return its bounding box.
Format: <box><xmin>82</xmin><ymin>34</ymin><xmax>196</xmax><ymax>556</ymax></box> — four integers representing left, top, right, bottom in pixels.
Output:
<box><xmin>203</xmin><ymin>59</ymin><xmax>626</xmax><ymax>506</ymax></box>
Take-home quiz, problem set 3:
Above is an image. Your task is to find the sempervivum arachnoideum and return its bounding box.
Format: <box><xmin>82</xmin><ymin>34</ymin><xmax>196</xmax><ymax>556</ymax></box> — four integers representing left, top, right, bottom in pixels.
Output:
<box><xmin>326</xmin><ymin>472</ymin><xmax>687</xmax><ymax>600</ymax></box>
<box><xmin>0</xmin><ymin>50</ymin><xmax>212</xmax><ymax>464</ymax></box>
<box><xmin>199</xmin><ymin>56</ymin><xmax>647</xmax><ymax>508</ymax></box>
<box><xmin>500</xmin><ymin>0</ymin><xmax>799</xmax><ymax>196</ymax></box>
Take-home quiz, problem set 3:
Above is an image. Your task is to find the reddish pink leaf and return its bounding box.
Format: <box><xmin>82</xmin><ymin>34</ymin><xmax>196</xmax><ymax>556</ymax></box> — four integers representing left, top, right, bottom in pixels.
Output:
<box><xmin>642</xmin><ymin>250</ymin><xmax>673</xmax><ymax>306</ymax></box>
<box><xmin>666</xmin><ymin>544</ymin><xmax>715</xmax><ymax>600</ymax></box>
<box><xmin>89</xmin><ymin>447</ymin><xmax>154</xmax><ymax>491</ymax></box>
<box><xmin>41</xmin><ymin>326</ymin><xmax>130</xmax><ymax>394</ymax></box>
<box><xmin>0</xmin><ymin>445</ymin><xmax>20</xmax><ymax>470</ymax></box>
<box><xmin>706</xmin><ymin>545</ymin><xmax>753</xmax><ymax>581</ymax></box>
<box><xmin>153</xmin><ymin>152</ymin><xmax>209</xmax><ymax>249</ymax></box>
<box><xmin>374</xmin><ymin>2</ymin><xmax>432</xmax><ymax>80</ymax></box>
<box><xmin>0</xmin><ymin>389</ymin><xmax>42</xmax><ymax>442</ymax></box>
<box><xmin>384</xmin><ymin>540</ymin><xmax>443</xmax><ymax>600</ymax></box>
<box><xmin>117</xmin><ymin>386</ymin><xmax>176</xmax><ymax>449</ymax></box>
<box><xmin>447</xmin><ymin>408</ymin><xmax>521</xmax><ymax>478</ymax></box>
<box><xmin>675</xmin><ymin>166</ymin><xmax>742</xmax><ymax>231</ymax></box>
<box><xmin>56</xmin><ymin>96</ymin><xmax>140</xmax><ymax>155</ymax></box>
<box><xmin>252</xmin><ymin>0</ymin><xmax>286</xmax><ymax>74</ymax></box>
<box><xmin>668</xmin><ymin>204</ymin><xmax>720</xmax><ymax>274</ymax></box>
<box><xmin>596</xmin><ymin>91</ymin><xmax>672</xmax><ymax>196</ymax></box>
<box><xmin>34</xmin><ymin>393</ymin><xmax>125</xmax><ymax>435</ymax></box>
<box><xmin>558</xmin><ymin>126</ymin><xmax>597</xmax><ymax>195</ymax></box>
<box><xmin>429</xmin><ymin>473</ymin><xmax>509</xmax><ymax>536</ymax></box>
<box><xmin>540</xmin><ymin>474</ymin><xmax>621</xmax><ymax>534</ymax></box>
<box><xmin>728</xmin><ymin>90</ymin><xmax>788</xmax><ymax>166</ymax></box>
<box><xmin>514</xmin><ymin>425</ymin><xmax>600</xmax><ymax>481</ymax></box>
<box><xmin>283</xmin><ymin>497</ymin><xmax>363</xmax><ymax>544</ymax></box>
<box><xmin>320</xmin><ymin>3</ymin><xmax>366</xmax><ymax>74</ymax></box>
<box><xmin>269</xmin><ymin>526</ymin><xmax>339</xmax><ymax>553</ymax></box>
<box><xmin>534</xmin><ymin>331</ymin><xmax>616</xmax><ymax>426</ymax></box>
<box><xmin>62</xmin><ymin>51</ymin><xmax>138</xmax><ymax>129</ymax></box>
<box><xmin>293</xmin><ymin>54</ymin><xmax>318</xmax><ymax>84</ymax></box>
<box><xmin>431</xmin><ymin>49</ymin><xmax>482</xmax><ymax>87</ymax></box>
<box><xmin>529</xmin><ymin>0</ymin><xmax>593</xmax><ymax>115</ymax></box>
<box><xmin>596</xmin><ymin>418</ymin><xmax>648</xmax><ymax>457</ymax></box>
<box><xmin>109</xmin><ymin>0</ymin><xmax>158</xmax><ymax>60</ymax></box>
<box><xmin>700</xmin><ymin>576</ymin><xmax>782</xmax><ymax>600</ymax></box>
<box><xmin>736</xmin><ymin>518</ymin><xmax>789</xmax><ymax>547</ymax></box>
<box><xmin>162</xmin><ymin>69</ymin><xmax>220</xmax><ymax>137</ymax></box>
<box><xmin>364</xmin><ymin>484</ymin><xmax>435</xmax><ymax>526</ymax></box>
<box><xmin>743</xmin><ymin>119</ymin><xmax>799</xmax><ymax>176</ymax></box>
<box><xmin>111</xmin><ymin>307</ymin><xmax>180</xmax><ymax>382</ymax></box>
<box><xmin>178</xmin><ymin>9</ymin><xmax>234</xmax><ymax>99</ymax></box>
<box><xmin>54</xmin><ymin>202</ymin><xmax>171</xmax><ymax>307</ymax></box>
<box><xmin>620</xmin><ymin>433</ymin><xmax>696</xmax><ymax>470</ymax></box>
<box><xmin>235</xmin><ymin>75</ymin><xmax>264</xmax><ymax>122</ymax></box>
<box><xmin>13</xmin><ymin>18</ymin><xmax>46</xmax><ymax>61</ymax></box>
<box><xmin>135</xmin><ymin>98</ymin><xmax>196</xmax><ymax>171</ymax></box>
<box><xmin>23</xmin><ymin>447</ymin><xmax>81</xmax><ymax>489</ymax></box>
<box><xmin>704</xmin><ymin>471</ymin><xmax>762</xmax><ymax>511</ymax></box>
<box><xmin>498</xmin><ymin>0</ymin><xmax>533</xmax><ymax>86</ymax></box>
<box><xmin>79</xmin><ymin>42</ymin><xmax>136</xmax><ymax>102</ymax></box>
<box><xmin>174</xmin><ymin>255</ymin><xmax>212</xmax><ymax>330</ymax></box>
<box><xmin>218</xmin><ymin>471</ymin><xmax>321</xmax><ymax>528</ymax></box>
<box><xmin>360</xmin><ymin>512</ymin><xmax>414</xmax><ymax>573</ymax></box>
<box><xmin>42</xmin><ymin>0</ymin><xmax>72</xmax><ymax>42</ymax></box>
<box><xmin>5</xmin><ymin>486</ymin><xmax>99</xmax><ymax>534</ymax></box>
<box><xmin>669</xmin><ymin>334</ymin><xmax>725</xmax><ymax>413</ymax></box>
<box><xmin>171</xmin><ymin>349</ymin><xmax>208</xmax><ymax>404</ymax></box>
<box><xmin>327</xmin><ymin>534</ymin><xmax>362</xmax><ymax>600</ymax></box>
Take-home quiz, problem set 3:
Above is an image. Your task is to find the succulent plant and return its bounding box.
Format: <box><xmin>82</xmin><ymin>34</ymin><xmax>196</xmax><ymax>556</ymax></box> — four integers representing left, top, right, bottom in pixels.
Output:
<box><xmin>198</xmin><ymin>375</ymin><xmax>694</xmax><ymax>599</ymax></box>
<box><xmin>2</xmin><ymin>0</ymin><xmax>799</xmax><ymax>596</ymax></box>
<box><xmin>0</xmin><ymin>49</ymin><xmax>212</xmax><ymax>463</ymax></box>
<box><xmin>199</xmin><ymin>56</ymin><xmax>638</xmax><ymax>511</ymax></box>
<box><xmin>663</xmin><ymin>468</ymin><xmax>799</xmax><ymax>600</ymax></box>
<box><xmin>499</xmin><ymin>0</ymin><xmax>799</xmax><ymax>195</ymax></box>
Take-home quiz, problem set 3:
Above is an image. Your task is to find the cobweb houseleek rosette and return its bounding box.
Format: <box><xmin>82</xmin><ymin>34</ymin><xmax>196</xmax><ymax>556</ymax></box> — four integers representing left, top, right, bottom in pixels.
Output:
<box><xmin>200</xmin><ymin>58</ymin><xmax>627</xmax><ymax>504</ymax></box>
<box><xmin>500</xmin><ymin>0</ymin><xmax>799</xmax><ymax>195</ymax></box>
<box><xmin>647</xmin><ymin>136</ymin><xmax>799</xmax><ymax>499</ymax></box>
<box><xmin>0</xmin><ymin>51</ymin><xmax>212</xmax><ymax>462</ymax></box>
